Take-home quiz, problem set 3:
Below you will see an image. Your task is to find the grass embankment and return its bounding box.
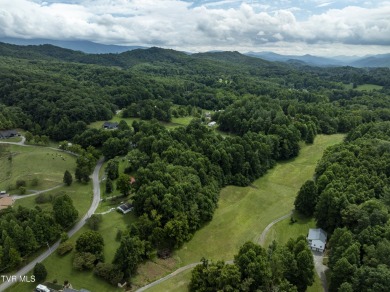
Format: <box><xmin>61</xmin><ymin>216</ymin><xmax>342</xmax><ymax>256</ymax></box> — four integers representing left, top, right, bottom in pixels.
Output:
<box><xmin>0</xmin><ymin>144</ymin><xmax>76</xmax><ymax>192</ymax></box>
<box><xmin>138</xmin><ymin>134</ymin><xmax>344</xmax><ymax>291</ymax></box>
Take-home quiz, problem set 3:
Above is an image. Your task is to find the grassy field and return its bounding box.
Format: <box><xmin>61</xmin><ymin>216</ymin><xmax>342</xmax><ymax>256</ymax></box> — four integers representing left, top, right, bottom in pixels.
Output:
<box><xmin>14</xmin><ymin>182</ymin><xmax>93</xmax><ymax>218</ymax></box>
<box><xmin>140</xmin><ymin>134</ymin><xmax>344</xmax><ymax>291</ymax></box>
<box><xmin>8</xmin><ymin>210</ymin><xmax>136</xmax><ymax>292</ymax></box>
<box><xmin>145</xmin><ymin>268</ymin><xmax>193</xmax><ymax>292</ymax></box>
<box><xmin>175</xmin><ymin>134</ymin><xmax>345</xmax><ymax>264</ymax></box>
<box><xmin>0</xmin><ymin>144</ymin><xmax>76</xmax><ymax>192</ymax></box>
<box><xmin>263</xmin><ymin>211</ymin><xmax>316</xmax><ymax>247</ymax></box>
<box><xmin>343</xmin><ymin>83</ymin><xmax>383</xmax><ymax>91</ymax></box>
<box><xmin>356</xmin><ymin>84</ymin><xmax>383</xmax><ymax>91</ymax></box>
<box><xmin>89</xmin><ymin>115</ymin><xmax>194</xmax><ymax>130</ymax></box>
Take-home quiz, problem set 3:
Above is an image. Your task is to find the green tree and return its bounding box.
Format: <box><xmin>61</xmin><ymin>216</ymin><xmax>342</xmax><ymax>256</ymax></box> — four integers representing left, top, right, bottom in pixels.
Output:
<box><xmin>116</xmin><ymin>173</ymin><xmax>131</xmax><ymax>196</ymax></box>
<box><xmin>73</xmin><ymin>252</ymin><xmax>96</xmax><ymax>271</ymax></box>
<box><xmin>94</xmin><ymin>262</ymin><xmax>124</xmax><ymax>285</ymax></box>
<box><xmin>63</xmin><ymin>170</ymin><xmax>73</xmax><ymax>186</ymax></box>
<box><xmin>33</xmin><ymin>262</ymin><xmax>47</xmax><ymax>282</ymax></box>
<box><xmin>105</xmin><ymin>178</ymin><xmax>113</xmax><ymax>194</ymax></box>
<box><xmin>294</xmin><ymin>180</ymin><xmax>318</xmax><ymax>216</ymax></box>
<box><xmin>106</xmin><ymin>159</ymin><xmax>119</xmax><ymax>180</ymax></box>
<box><xmin>75</xmin><ymin>153</ymin><xmax>96</xmax><ymax>183</ymax></box>
<box><xmin>329</xmin><ymin>257</ymin><xmax>357</xmax><ymax>292</ymax></box>
<box><xmin>112</xmin><ymin>235</ymin><xmax>146</xmax><ymax>278</ymax></box>
<box><xmin>234</xmin><ymin>241</ymin><xmax>272</xmax><ymax>291</ymax></box>
<box><xmin>52</xmin><ymin>194</ymin><xmax>78</xmax><ymax>228</ymax></box>
<box><xmin>76</xmin><ymin>230</ymin><xmax>104</xmax><ymax>256</ymax></box>
<box><xmin>86</xmin><ymin>214</ymin><xmax>103</xmax><ymax>231</ymax></box>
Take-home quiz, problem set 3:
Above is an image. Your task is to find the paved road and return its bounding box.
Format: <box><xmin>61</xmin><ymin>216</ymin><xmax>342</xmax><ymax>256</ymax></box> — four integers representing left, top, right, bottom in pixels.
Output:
<box><xmin>0</xmin><ymin>158</ymin><xmax>104</xmax><ymax>290</ymax></box>
<box><xmin>135</xmin><ymin>213</ymin><xmax>292</xmax><ymax>292</ymax></box>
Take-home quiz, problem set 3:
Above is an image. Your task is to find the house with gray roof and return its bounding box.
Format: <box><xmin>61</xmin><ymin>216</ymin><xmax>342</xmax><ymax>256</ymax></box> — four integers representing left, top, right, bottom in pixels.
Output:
<box><xmin>307</xmin><ymin>228</ymin><xmax>327</xmax><ymax>253</ymax></box>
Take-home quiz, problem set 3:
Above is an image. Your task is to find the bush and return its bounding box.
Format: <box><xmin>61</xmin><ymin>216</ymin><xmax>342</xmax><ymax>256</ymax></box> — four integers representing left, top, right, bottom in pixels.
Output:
<box><xmin>35</xmin><ymin>194</ymin><xmax>50</xmax><ymax>204</ymax></box>
<box><xmin>73</xmin><ymin>252</ymin><xmax>96</xmax><ymax>271</ymax></box>
<box><xmin>94</xmin><ymin>262</ymin><xmax>124</xmax><ymax>285</ymax></box>
<box><xmin>116</xmin><ymin>229</ymin><xmax>122</xmax><ymax>242</ymax></box>
<box><xmin>86</xmin><ymin>214</ymin><xmax>103</xmax><ymax>231</ymax></box>
<box><xmin>57</xmin><ymin>241</ymin><xmax>74</xmax><ymax>256</ymax></box>
<box><xmin>16</xmin><ymin>179</ymin><xmax>26</xmax><ymax>188</ymax></box>
<box><xmin>33</xmin><ymin>262</ymin><xmax>47</xmax><ymax>282</ymax></box>
<box><xmin>31</xmin><ymin>177</ymin><xmax>39</xmax><ymax>187</ymax></box>
<box><xmin>19</xmin><ymin>186</ymin><xmax>26</xmax><ymax>195</ymax></box>
<box><xmin>60</xmin><ymin>232</ymin><xmax>69</xmax><ymax>243</ymax></box>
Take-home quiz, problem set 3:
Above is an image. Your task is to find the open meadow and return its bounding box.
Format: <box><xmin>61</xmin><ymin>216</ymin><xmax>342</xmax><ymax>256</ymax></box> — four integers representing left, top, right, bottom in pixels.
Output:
<box><xmin>134</xmin><ymin>134</ymin><xmax>344</xmax><ymax>291</ymax></box>
<box><xmin>0</xmin><ymin>144</ymin><xmax>76</xmax><ymax>192</ymax></box>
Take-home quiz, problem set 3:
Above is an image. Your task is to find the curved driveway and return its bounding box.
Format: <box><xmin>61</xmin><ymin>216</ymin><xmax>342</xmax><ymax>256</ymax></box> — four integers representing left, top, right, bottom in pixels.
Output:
<box><xmin>135</xmin><ymin>212</ymin><xmax>292</xmax><ymax>292</ymax></box>
<box><xmin>0</xmin><ymin>158</ymin><xmax>104</xmax><ymax>290</ymax></box>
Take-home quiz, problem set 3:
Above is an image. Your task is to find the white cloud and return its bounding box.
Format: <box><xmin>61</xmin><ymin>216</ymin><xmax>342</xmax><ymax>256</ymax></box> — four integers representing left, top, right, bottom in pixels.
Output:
<box><xmin>0</xmin><ymin>0</ymin><xmax>389</xmax><ymax>55</ymax></box>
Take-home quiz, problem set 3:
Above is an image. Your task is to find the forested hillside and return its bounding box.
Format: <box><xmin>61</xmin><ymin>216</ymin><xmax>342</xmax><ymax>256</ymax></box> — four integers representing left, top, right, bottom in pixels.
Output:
<box><xmin>295</xmin><ymin>122</ymin><xmax>390</xmax><ymax>291</ymax></box>
<box><xmin>1</xmin><ymin>43</ymin><xmax>390</xmax><ymax>288</ymax></box>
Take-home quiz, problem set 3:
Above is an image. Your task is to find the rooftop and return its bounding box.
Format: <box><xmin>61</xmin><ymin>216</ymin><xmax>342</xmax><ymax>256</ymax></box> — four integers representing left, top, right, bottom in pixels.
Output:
<box><xmin>307</xmin><ymin>228</ymin><xmax>327</xmax><ymax>243</ymax></box>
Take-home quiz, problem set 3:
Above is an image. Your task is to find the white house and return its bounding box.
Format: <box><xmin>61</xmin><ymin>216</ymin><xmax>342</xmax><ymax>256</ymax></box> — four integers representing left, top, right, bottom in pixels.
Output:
<box><xmin>307</xmin><ymin>228</ymin><xmax>327</xmax><ymax>253</ymax></box>
<box><xmin>208</xmin><ymin>121</ymin><xmax>217</xmax><ymax>127</ymax></box>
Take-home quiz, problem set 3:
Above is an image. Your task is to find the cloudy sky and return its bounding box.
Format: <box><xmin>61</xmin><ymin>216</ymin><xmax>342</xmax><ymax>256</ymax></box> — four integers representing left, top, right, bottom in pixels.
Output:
<box><xmin>0</xmin><ymin>0</ymin><xmax>389</xmax><ymax>56</ymax></box>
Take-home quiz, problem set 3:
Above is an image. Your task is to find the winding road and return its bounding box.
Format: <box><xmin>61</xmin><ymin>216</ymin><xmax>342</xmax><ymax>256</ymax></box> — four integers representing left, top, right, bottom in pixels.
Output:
<box><xmin>0</xmin><ymin>153</ymin><xmax>104</xmax><ymax>290</ymax></box>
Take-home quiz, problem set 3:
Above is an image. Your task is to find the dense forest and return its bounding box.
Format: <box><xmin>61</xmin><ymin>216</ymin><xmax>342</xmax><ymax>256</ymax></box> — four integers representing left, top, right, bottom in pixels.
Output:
<box><xmin>1</xmin><ymin>43</ymin><xmax>390</xmax><ymax>288</ymax></box>
<box><xmin>190</xmin><ymin>238</ymin><xmax>314</xmax><ymax>292</ymax></box>
<box><xmin>294</xmin><ymin>122</ymin><xmax>390</xmax><ymax>291</ymax></box>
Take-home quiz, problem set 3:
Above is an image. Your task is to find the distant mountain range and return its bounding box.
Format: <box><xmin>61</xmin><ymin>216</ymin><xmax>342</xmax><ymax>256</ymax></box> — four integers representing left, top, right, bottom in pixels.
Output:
<box><xmin>0</xmin><ymin>37</ymin><xmax>389</xmax><ymax>68</ymax></box>
<box><xmin>0</xmin><ymin>37</ymin><xmax>145</xmax><ymax>54</ymax></box>
<box><xmin>246</xmin><ymin>51</ymin><xmax>390</xmax><ymax>68</ymax></box>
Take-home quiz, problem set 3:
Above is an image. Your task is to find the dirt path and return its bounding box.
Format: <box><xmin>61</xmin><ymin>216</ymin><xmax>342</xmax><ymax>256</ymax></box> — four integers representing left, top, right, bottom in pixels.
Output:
<box><xmin>135</xmin><ymin>213</ymin><xmax>292</xmax><ymax>292</ymax></box>
<box><xmin>11</xmin><ymin>184</ymin><xmax>64</xmax><ymax>200</ymax></box>
<box><xmin>257</xmin><ymin>211</ymin><xmax>293</xmax><ymax>245</ymax></box>
<box><xmin>313</xmin><ymin>251</ymin><xmax>328</xmax><ymax>292</ymax></box>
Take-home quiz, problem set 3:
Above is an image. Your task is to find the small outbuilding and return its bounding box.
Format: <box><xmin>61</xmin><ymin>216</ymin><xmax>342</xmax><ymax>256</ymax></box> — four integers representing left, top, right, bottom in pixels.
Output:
<box><xmin>208</xmin><ymin>121</ymin><xmax>217</xmax><ymax>127</ymax></box>
<box><xmin>0</xmin><ymin>129</ymin><xmax>19</xmax><ymax>139</ymax></box>
<box><xmin>0</xmin><ymin>195</ymin><xmax>14</xmax><ymax>210</ymax></box>
<box><xmin>102</xmin><ymin>122</ymin><xmax>118</xmax><ymax>129</ymax></box>
<box><xmin>307</xmin><ymin>228</ymin><xmax>327</xmax><ymax>253</ymax></box>
<box><xmin>117</xmin><ymin>202</ymin><xmax>133</xmax><ymax>214</ymax></box>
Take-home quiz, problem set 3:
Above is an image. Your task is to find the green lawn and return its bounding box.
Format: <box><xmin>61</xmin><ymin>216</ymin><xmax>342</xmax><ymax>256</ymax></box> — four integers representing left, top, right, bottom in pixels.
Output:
<box><xmin>88</xmin><ymin>116</ymin><xmax>139</xmax><ymax>129</ymax></box>
<box><xmin>14</xmin><ymin>182</ymin><xmax>93</xmax><ymax>218</ymax></box>
<box><xmin>0</xmin><ymin>136</ymin><xmax>22</xmax><ymax>142</ymax></box>
<box><xmin>263</xmin><ymin>212</ymin><xmax>316</xmax><ymax>247</ymax></box>
<box><xmin>145</xmin><ymin>268</ymin><xmax>193</xmax><ymax>292</ymax></box>
<box><xmin>142</xmin><ymin>134</ymin><xmax>344</xmax><ymax>291</ymax></box>
<box><xmin>356</xmin><ymin>84</ymin><xmax>383</xmax><ymax>91</ymax></box>
<box><xmin>0</xmin><ymin>144</ymin><xmax>76</xmax><ymax>193</ymax></box>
